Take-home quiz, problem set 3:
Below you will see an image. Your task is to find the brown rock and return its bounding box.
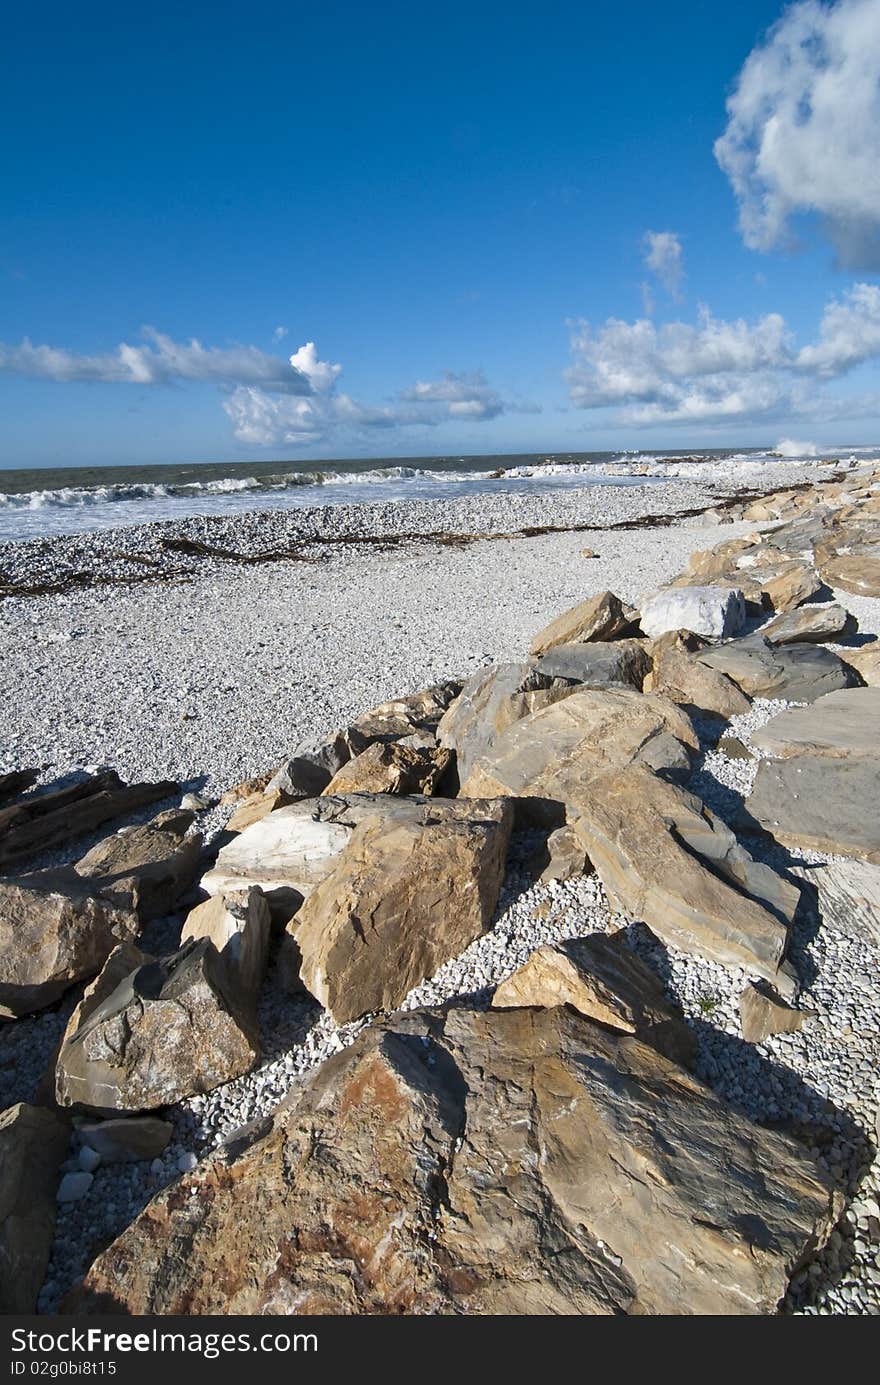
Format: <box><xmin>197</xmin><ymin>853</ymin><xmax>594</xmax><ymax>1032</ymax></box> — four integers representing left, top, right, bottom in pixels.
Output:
<box><xmin>0</xmin><ymin>774</ymin><xmax>177</xmax><ymax>868</ymax></box>
<box><xmin>294</xmin><ymin>798</ymin><xmax>513</xmax><ymax>1023</ymax></box>
<box><xmin>323</xmin><ymin>741</ymin><xmax>451</xmax><ymax>796</ymax></box>
<box><xmin>460</xmin><ymin>688</ymin><xmax>698</xmax><ymax>824</ymax></box>
<box><xmin>181</xmin><ymin>887</ymin><xmax>271</xmax><ymax>1001</ymax></box>
<box><xmin>0</xmin><ymin>1103</ymin><xmax>70</xmax><ymax>1312</ymax></box>
<box><xmin>739</xmin><ymin>982</ymin><xmax>809</xmax><ymax>1044</ymax></box>
<box><xmin>437</xmin><ymin>662</ymin><xmax>573</xmax><ymax>785</ymax></box>
<box><xmin>529</xmin><ymin>590</ymin><xmax>631</xmax><ymax>656</ymax></box>
<box><xmin>220</xmin><ymin>771</ymin><xmax>275</xmax><ymax>805</ymax></box>
<box><xmin>651</xmin><ymin>639</ymin><xmax>751</xmax><ymax>718</ymax></box>
<box><xmin>492</xmin><ymin>932</ymin><xmax>696</xmax><ymax>1066</ymax></box>
<box><xmin>0</xmin><ymin>875</ymin><xmax>139</xmax><ymax>1018</ymax></box>
<box><xmin>55</xmin><ymin>939</ymin><xmax>259</xmax><ymax>1114</ymax></box>
<box><xmin>226</xmin><ymin>787</ymin><xmax>287</xmax><ymax>832</ymax></box>
<box><xmin>73</xmin><ymin>810</ymin><xmax>202</xmax><ymax>920</ymax></box>
<box><xmin>837</xmin><ymin>641</ymin><xmax>880</xmax><ymax>686</ymax></box>
<box><xmin>820</xmin><ymin>553</ymin><xmax>880</xmax><ymax>598</ymax></box>
<box><xmin>570</xmin><ymin>764</ymin><xmax>799</xmax><ymax>986</ymax></box>
<box><xmin>527</xmin><ymin>823</ymin><xmax>592</xmax><ymax>883</ymax></box>
<box><xmin>68</xmin><ymin>1003</ymin><xmax>837</xmax><ymax>1316</ymax></box>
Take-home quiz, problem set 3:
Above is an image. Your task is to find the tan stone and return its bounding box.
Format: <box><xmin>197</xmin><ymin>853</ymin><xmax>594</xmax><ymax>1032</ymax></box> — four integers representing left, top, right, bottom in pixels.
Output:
<box><xmin>294</xmin><ymin>798</ymin><xmax>513</xmax><ymax>1023</ymax></box>
<box><xmin>181</xmin><ymin>888</ymin><xmax>271</xmax><ymax>1001</ymax></box>
<box><xmin>73</xmin><ymin>810</ymin><xmax>202</xmax><ymax>920</ymax></box>
<box><xmin>651</xmin><ymin>640</ymin><xmax>751</xmax><ymax>718</ymax></box>
<box><xmin>739</xmin><ymin>982</ymin><xmax>809</xmax><ymax>1045</ymax></box>
<box><xmin>323</xmin><ymin>741</ymin><xmax>451</xmax><ymax>796</ymax></box>
<box><xmin>226</xmin><ymin>788</ymin><xmax>286</xmax><ymax>832</ymax></box>
<box><xmin>0</xmin><ymin>1103</ymin><xmax>70</xmax><ymax>1312</ymax></box>
<box><xmin>837</xmin><ymin>641</ymin><xmax>880</xmax><ymax>686</ymax></box>
<box><xmin>529</xmin><ymin>590</ymin><xmax>631</xmax><ymax>656</ymax></box>
<box><xmin>492</xmin><ymin>932</ymin><xmax>696</xmax><ymax>1066</ymax></box>
<box><xmin>437</xmin><ymin>662</ymin><xmax>573</xmax><ymax>784</ymax></box>
<box><xmin>821</xmin><ymin>553</ymin><xmax>880</xmax><ymax>598</ymax></box>
<box><xmin>68</xmin><ymin>1004</ymin><xmax>837</xmax><ymax>1317</ymax></box>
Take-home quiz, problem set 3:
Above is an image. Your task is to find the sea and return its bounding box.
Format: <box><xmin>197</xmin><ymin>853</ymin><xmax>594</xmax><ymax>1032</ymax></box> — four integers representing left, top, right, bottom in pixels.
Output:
<box><xmin>1</xmin><ymin>442</ymin><xmax>878</xmax><ymax>546</ymax></box>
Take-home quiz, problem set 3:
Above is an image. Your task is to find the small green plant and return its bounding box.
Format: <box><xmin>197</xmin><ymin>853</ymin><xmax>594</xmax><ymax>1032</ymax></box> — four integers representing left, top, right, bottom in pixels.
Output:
<box><xmin>696</xmin><ymin>992</ymin><xmax>718</xmax><ymax>1016</ymax></box>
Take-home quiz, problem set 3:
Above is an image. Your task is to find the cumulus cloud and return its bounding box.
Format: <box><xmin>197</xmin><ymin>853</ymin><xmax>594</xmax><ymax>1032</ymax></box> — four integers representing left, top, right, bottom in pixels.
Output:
<box><xmin>398</xmin><ymin>370</ymin><xmax>506</xmax><ymax>420</ymax></box>
<box><xmin>566</xmin><ymin>282</ymin><xmax>880</xmax><ymax>426</ymax></box>
<box><xmin>642</xmin><ymin>231</ymin><xmax>684</xmax><ymax>299</ymax></box>
<box><xmin>715</xmin><ymin>0</ymin><xmax>880</xmax><ymax>268</ymax></box>
<box><xmin>0</xmin><ymin>327</ymin><xmax>320</xmax><ymax>395</ymax></box>
<box><xmin>273</xmin><ymin>325</ymin><xmax>288</xmax><ymax>341</ymax></box>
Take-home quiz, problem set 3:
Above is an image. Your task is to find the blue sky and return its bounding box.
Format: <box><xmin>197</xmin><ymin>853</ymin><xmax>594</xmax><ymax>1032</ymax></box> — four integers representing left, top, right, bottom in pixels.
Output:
<box><xmin>2</xmin><ymin>0</ymin><xmax>880</xmax><ymax>468</ymax></box>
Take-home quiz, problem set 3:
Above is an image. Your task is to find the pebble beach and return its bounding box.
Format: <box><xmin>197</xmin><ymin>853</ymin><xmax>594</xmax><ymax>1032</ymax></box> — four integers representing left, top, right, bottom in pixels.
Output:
<box><xmin>2</xmin><ymin>457</ymin><xmax>880</xmax><ymax>1315</ymax></box>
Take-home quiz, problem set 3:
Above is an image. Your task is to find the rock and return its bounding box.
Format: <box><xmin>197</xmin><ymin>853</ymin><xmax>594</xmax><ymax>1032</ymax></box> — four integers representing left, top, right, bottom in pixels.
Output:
<box><xmin>181</xmin><ymin>887</ymin><xmax>271</xmax><ymax>1001</ymax></box>
<box><xmin>323</xmin><ymin>741</ymin><xmax>451</xmax><ymax>796</ymax></box>
<box><xmin>57</xmin><ymin>1172</ymin><xmax>93</xmax><ymax>1202</ymax></box>
<box><xmin>534</xmin><ymin>639</ymin><xmax>651</xmax><ymax>691</ymax></box>
<box><xmin>750</xmin><ymin>688</ymin><xmax>880</xmax><ymax>759</ymax></box>
<box><xmin>78</xmin><ymin>1145</ymin><xmax>101</xmax><ymax>1173</ymax></box>
<box><xmin>180</xmin><ymin>791</ymin><xmax>212</xmax><ymax>811</ymax></box>
<box><xmin>226</xmin><ymin>787</ymin><xmax>287</xmax><ymax>832</ymax></box>
<box><xmin>55</xmin><ymin>939</ymin><xmax>259</xmax><ymax>1114</ymax></box>
<box><xmin>0</xmin><ymin>1103</ymin><xmax>69</xmax><ymax>1312</ymax></box>
<box><xmin>820</xmin><ymin>553</ymin><xmax>880</xmax><ymax>598</ymax></box>
<box><xmin>650</xmin><ymin>638</ymin><xmax>751</xmax><ymax>718</ymax></box>
<box><xmin>0</xmin><ymin>874</ymin><xmax>138</xmax><ymax>1018</ymax></box>
<box><xmin>437</xmin><ymin>662</ymin><xmax>572</xmax><ymax>786</ymax></box>
<box><xmin>761</xmin><ymin>603</ymin><xmax>855</xmax><ymax>646</ymax></box>
<box><xmin>78</xmin><ymin>1117</ymin><xmax>173</xmax><ymax>1164</ymax></box>
<box><xmin>837</xmin><ymin>641</ymin><xmax>880</xmax><ymax>687</ymax></box>
<box><xmin>639</xmin><ymin>586</ymin><xmax>746</xmax><ymax>640</ymax></box>
<box><xmin>492</xmin><ymin>932</ymin><xmax>696</xmax><ymax>1066</ymax></box>
<box><xmin>761</xmin><ymin>563</ymin><xmax>824</xmax><ymax>612</ymax></box>
<box><xmin>294</xmin><ymin>798</ymin><xmax>513</xmax><ymax>1023</ymax></box>
<box><xmin>0</xmin><ymin>768</ymin><xmax>39</xmax><ymax>805</ymax></box>
<box><xmin>717</xmin><ymin>735</ymin><xmax>753</xmax><ymax>761</ymax></box>
<box><xmin>696</xmin><ymin>635</ymin><xmax>855</xmax><ymax>702</ymax></box>
<box><xmin>73</xmin><ymin>810</ymin><xmax>202</xmax><ymax>921</ymax></box>
<box><xmin>790</xmin><ymin>858</ymin><xmax>880</xmax><ymax>945</ymax></box>
<box><xmin>68</xmin><ymin>1003</ymin><xmax>837</xmax><ymax>1316</ymax></box>
<box><xmin>0</xmin><ymin>774</ymin><xmax>178</xmax><ymax>868</ymax></box>
<box><xmin>201</xmin><ymin>794</ymin><xmax>396</xmax><ymax>918</ymax></box>
<box><xmin>739</xmin><ymin>982</ymin><xmax>809</xmax><ymax>1044</ymax></box>
<box><xmin>674</xmin><ymin>541</ymin><xmax>822</xmax><ymax>611</ymax></box>
<box><xmin>528</xmin><ymin>823</ymin><xmax>592</xmax><ymax>884</ymax></box>
<box><xmin>268</xmin><ymin>682</ymin><xmax>462</xmax><ymax>798</ymax></box>
<box><xmin>220</xmin><ymin>771</ymin><xmax>274</xmax><ymax>804</ymax></box>
<box><xmin>581</xmin><ymin>547</ymin><xmax>599</xmax><ymax>558</ymax></box>
<box><xmin>529</xmin><ymin>590</ymin><xmax>631</xmax><ymax>657</ymax></box>
<box><xmin>460</xmin><ymin>688</ymin><xmax>698</xmax><ymax>824</ymax></box>
<box><xmin>745</xmin><ymin>755</ymin><xmax>880</xmax><ymax>860</ymax></box>
<box><xmin>571</xmin><ymin>764</ymin><xmax>799</xmax><ymax>987</ymax></box>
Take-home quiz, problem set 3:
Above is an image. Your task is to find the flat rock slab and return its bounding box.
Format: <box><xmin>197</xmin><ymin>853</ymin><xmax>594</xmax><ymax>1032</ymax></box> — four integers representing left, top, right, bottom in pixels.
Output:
<box><xmin>460</xmin><ymin>688</ymin><xmax>698</xmax><ymax>824</ymax></box>
<box><xmin>78</xmin><ymin>1116</ymin><xmax>172</xmax><ymax>1164</ymax></box>
<box><xmin>323</xmin><ymin>741</ymin><xmax>451</xmax><ymax>796</ymax></box>
<box><xmin>534</xmin><ymin>639</ymin><xmax>651</xmax><ymax>690</ymax></box>
<box><xmin>68</xmin><ymin>1003</ymin><xmax>837</xmax><ymax>1316</ymax></box>
<box><xmin>761</xmin><ymin>603</ymin><xmax>855</xmax><ymax>646</ymax></box>
<box><xmin>821</xmin><ymin>553</ymin><xmax>880</xmax><ymax>598</ymax></box>
<box><xmin>750</xmin><ymin>687</ymin><xmax>880</xmax><ymax>759</ymax></box>
<box><xmin>571</xmin><ymin>764</ymin><xmax>799</xmax><ymax>986</ymax></box>
<box><xmin>529</xmin><ymin>590</ymin><xmax>631</xmax><ymax>656</ymax></box>
<box><xmin>640</xmin><ymin>586</ymin><xmax>746</xmax><ymax>640</ymax></box>
<box><xmin>0</xmin><ymin>1103</ymin><xmax>70</xmax><ymax>1312</ymax></box>
<box><xmin>294</xmin><ymin>798</ymin><xmax>513</xmax><ymax>1023</ymax></box>
<box><xmin>437</xmin><ymin>662</ymin><xmax>572</xmax><ymax>785</ymax></box>
<box><xmin>697</xmin><ymin>636</ymin><xmax>854</xmax><ymax>702</ymax></box>
<box><xmin>73</xmin><ymin>810</ymin><xmax>202</xmax><ymax>921</ymax></box>
<box><xmin>790</xmin><ymin>858</ymin><xmax>880</xmax><ymax>945</ymax></box>
<box><xmin>492</xmin><ymin>932</ymin><xmax>696</xmax><ymax>1066</ymax></box>
<box><xmin>739</xmin><ymin>982</ymin><xmax>808</xmax><ymax>1045</ymax></box>
<box><xmin>745</xmin><ymin>755</ymin><xmax>880</xmax><ymax>861</ymax></box>
<box><xmin>0</xmin><ymin>775</ymin><xmax>177</xmax><ymax>868</ymax></box>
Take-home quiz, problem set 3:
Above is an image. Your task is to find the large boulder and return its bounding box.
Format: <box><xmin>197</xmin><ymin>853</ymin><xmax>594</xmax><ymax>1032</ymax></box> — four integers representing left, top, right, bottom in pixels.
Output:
<box><xmin>437</xmin><ymin>662</ymin><xmax>573</xmax><ymax>785</ymax></box>
<box><xmin>55</xmin><ymin>939</ymin><xmax>259</xmax><ymax>1114</ymax></box>
<box><xmin>838</xmin><ymin>641</ymin><xmax>880</xmax><ymax>686</ymax></box>
<box><xmin>639</xmin><ymin>586</ymin><xmax>746</xmax><ymax>640</ymax></box>
<box><xmin>73</xmin><ymin>810</ymin><xmax>202</xmax><ymax>920</ymax></box>
<box><xmin>459</xmin><ymin>688</ymin><xmax>698</xmax><ymax>824</ymax></box>
<box><xmin>492</xmin><ymin>931</ymin><xmax>696</xmax><ymax>1066</ymax></box>
<box><xmin>529</xmin><ymin>590</ymin><xmax>632</xmax><ymax>657</ymax></box>
<box><xmin>750</xmin><ymin>688</ymin><xmax>880</xmax><ymax>759</ymax></box>
<box><xmin>696</xmin><ymin>636</ymin><xmax>855</xmax><ymax>702</ymax></box>
<box><xmin>68</xmin><ymin>1003</ymin><xmax>837</xmax><ymax>1316</ymax></box>
<box><xmin>0</xmin><ymin>773</ymin><xmax>177</xmax><ymax>868</ymax></box>
<box><xmin>672</xmin><ymin>541</ymin><xmax>822</xmax><ymax>611</ymax></box>
<box><xmin>181</xmin><ymin>887</ymin><xmax>271</xmax><ymax>1002</ymax></box>
<box><xmin>534</xmin><ymin>639</ymin><xmax>651</xmax><ymax>691</ymax></box>
<box><xmin>0</xmin><ymin>1103</ymin><xmax>70</xmax><ymax>1312</ymax></box>
<box><xmin>647</xmin><ymin>635</ymin><xmax>751</xmax><ymax>718</ymax></box>
<box><xmin>745</xmin><ymin>756</ymin><xmax>880</xmax><ymax>860</ymax></box>
<box><xmin>820</xmin><ymin>552</ymin><xmax>880</xmax><ymax>598</ymax></box>
<box><xmin>0</xmin><ymin>873</ymin><xmax>138</xmax><ymax>1018</ymax></box>
<box><xmin>294</xmin><ymin>798</ymin><xmax>513</xmax><ymax>1023</ymax></box>
<box><xmin>570</xmin><ymin>764</ymin><xmax>799</xmax><ymax>987</ymax></box>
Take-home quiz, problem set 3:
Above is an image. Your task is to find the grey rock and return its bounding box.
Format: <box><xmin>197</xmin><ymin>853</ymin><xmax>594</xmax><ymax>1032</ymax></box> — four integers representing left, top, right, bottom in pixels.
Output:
<box><xmin>745</xmin><ymin>755</ymin><xmax>880</xmax><ymax>860</ymax></box>
<box><xmin>74</xmin><ymin>809</ymin><xmax>203</xmax><ymax>920</ymax></box>
<box><xmin>761</xmin><ymin>603</ymin><xmax>856</xmax><ymax>646</ymax></box>
<box><xmin>0</xmin><ymin>1103</ymin><xmax>69</xmax><ymax>1312</ymax></box>
<box><xmin>697</xmin><ymin>636</ymin><xmax>855</xmax><ymax>702</ymax></box>
<box><xmin>535</xmin><ymin>638</ymin><xmax>651</xmax><ymax>691</ymax></box>
<box><xmin>750</xmin><ymin>687</ymin><xmax>880</xmax><ymax>759</ymax></box>
<box><xmin>437</xmin><ymin>662</ymin><xmax>572</xmax><ymax>785</ymax></box>
<box><xmin>640</xmin><ymin>586</ymin><xmax>746</xmax><ymax>640</ymax></box>
<box><xmin>77</xmin><ymin>1117</ymin><xmax>173</xmax><ymax>1164</ymax></box>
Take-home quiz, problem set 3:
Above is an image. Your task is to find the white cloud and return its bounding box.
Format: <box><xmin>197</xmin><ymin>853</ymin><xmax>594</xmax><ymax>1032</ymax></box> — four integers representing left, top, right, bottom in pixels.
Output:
<box><xmin>715</xmin><ymin>0</ymin><xmax>880</xmax><ymax>268</ymax></box>
<box><xmin>398</xmin><ymin>370</ymin><xmax>506</xmax><ymax>420</ymax></box>
<box><xmin>566</xmin><ymin>282</ymin><xmax>880</xmax><ymax>426</ymax></box>
<box><xmin>0</xmin><ymin>327</ymin><xmax>318</xmax><ymax>394</ymax></box>
<box><xmin>642</xmin><ymin>231</ymin><xmax>684</xmax><ymax>299</ymax></box>
<box><xmin>273</xmin><ymin>325</ymin><xmax>288</xmax><ymax>341</ymax></box>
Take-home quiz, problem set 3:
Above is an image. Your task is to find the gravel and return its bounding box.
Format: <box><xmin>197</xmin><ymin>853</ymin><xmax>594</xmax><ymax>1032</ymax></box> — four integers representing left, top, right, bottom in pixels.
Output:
<box><xmin>1</xmin><ymin>466</ymin><xmax>878</xmax><ymax>1315</ymax></box>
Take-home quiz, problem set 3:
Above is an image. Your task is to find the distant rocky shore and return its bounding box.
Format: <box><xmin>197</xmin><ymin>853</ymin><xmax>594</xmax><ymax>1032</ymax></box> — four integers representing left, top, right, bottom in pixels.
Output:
<box><xmin>1</xmin><ymin>459</ymin><xmax>880</xmax><ymax>1315</ymax></box>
